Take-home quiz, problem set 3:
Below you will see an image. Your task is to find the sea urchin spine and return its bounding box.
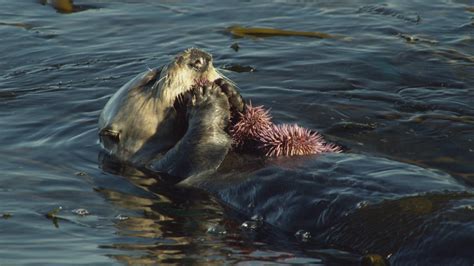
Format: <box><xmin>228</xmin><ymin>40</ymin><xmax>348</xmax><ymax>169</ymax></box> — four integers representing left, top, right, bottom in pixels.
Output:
<box><xmin>230</xmin><ymin>103</ymin><xmax>273</xmax><ymax>147</ymax></box>
<box><xmin>230</xmin><ymin>104</ymin><xmax>342</xmax><ymax>157</ymax></box>
<box><xmin>259</xmin><ymin>124</ymin><xmax>341</xmax><ymax>157</ymax></box>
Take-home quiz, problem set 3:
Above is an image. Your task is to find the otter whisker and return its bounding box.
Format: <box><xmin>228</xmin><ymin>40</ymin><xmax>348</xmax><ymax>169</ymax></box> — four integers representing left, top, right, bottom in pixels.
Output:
<box><xmin>151</xmin><ymin>74</ymin><xmax>167</xmax><ymax>91</ymax></box>
<box><xmin>216</xmin><ymin>68</ymin><xmax>237</xmax><ymax>87</ymax></box>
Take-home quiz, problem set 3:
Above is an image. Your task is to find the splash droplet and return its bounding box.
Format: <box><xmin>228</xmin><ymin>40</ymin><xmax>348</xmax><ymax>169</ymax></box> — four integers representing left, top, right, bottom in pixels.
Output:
<box><xmin>206</xmin><ymin>224</ymin><xmax>227</xmax><ymax>235</ymax></box>
<box><xmin>115</xmin><ymin>214</ymin><xmax>129</xmax><ymax>221</ymax></box>
<box><xmin>295</xmin><ymin>230</ymin><xmax>312</xmax><ymax>242</ymax></box>
<box><xmin>72</xmin><ymin>208</ymin><xmax>90</xmax><ymax>216</ymax></box>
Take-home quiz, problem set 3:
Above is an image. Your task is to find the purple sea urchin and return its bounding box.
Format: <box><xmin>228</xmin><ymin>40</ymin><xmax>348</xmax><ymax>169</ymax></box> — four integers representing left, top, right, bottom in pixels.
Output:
<box><xmin>259</xmin><ymin>124</ymin><xmax>341</xmax><ymax>157</ymax></box>
<box><xmin>259</xmin><ymin>124</ymin><xmax>320</xmax><ymax>157</ymax></box>
<box><xmin>230</xmin><ymin>103</ymin><xmax>342</xmax><ymax>157</ymax></box>
<box><xmin>230</xmin><ymin>103</ymin><xmax>272</xmax><ymax>147</ymax></box>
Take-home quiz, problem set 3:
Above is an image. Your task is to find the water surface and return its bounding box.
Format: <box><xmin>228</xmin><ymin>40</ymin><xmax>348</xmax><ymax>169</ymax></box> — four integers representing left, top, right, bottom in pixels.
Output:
<box><xmin>1</xmin><ymin>0</ymin><xmax>473</xmax><ymax>265</ymax></box>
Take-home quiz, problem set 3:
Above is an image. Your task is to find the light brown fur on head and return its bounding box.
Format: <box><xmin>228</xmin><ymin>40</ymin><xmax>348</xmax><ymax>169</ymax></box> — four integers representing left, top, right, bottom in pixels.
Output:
<box><xmin>157</xmin><ymin>48</ymin><xmax>221</xmax><ymax>108</ymax></box>
<box><xmin>99</xmin><ymin>48</ymin><xmax>224</xmax><ymax>164</ymax></box>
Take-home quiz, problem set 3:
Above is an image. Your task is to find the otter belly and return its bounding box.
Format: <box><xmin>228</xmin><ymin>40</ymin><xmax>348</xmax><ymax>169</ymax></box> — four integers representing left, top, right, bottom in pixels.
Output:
<box><xmin>183</xmin><ymin>153</ymin><xmax>473</xmax><ymax>265</ymax></box>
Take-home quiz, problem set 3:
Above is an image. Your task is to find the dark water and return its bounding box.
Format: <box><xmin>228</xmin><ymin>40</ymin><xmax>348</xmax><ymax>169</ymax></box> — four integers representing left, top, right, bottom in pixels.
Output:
<box><xmin>1</xmin><ymin>0</ymin><xmax>473</xmax><ymax>265</ymax></box>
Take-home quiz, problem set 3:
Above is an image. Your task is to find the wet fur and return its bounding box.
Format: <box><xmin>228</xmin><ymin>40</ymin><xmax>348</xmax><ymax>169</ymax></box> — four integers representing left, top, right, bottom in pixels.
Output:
<box><xmin>98</xmin><ymin>49</ymin><xmax>474</xmax><ymax>265</ymax></box>
<box><xmin>99</xmin><ymin>48</ymin><xmax>237</xmax><ymax>178</ymax></box>
<box><xmin>149</xmin><ymin>84</ymin><xmax>232</xmax><ymax>177</ymax></box>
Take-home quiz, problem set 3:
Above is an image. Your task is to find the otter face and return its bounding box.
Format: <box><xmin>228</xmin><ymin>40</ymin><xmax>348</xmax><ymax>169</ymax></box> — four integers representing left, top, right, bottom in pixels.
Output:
<box><xmin>156</xmin><ymin>48</ymin><xmax>221</xmax><ymax>107</ymax></box>
<box><xmin>177</xmin><ymin>48</ymin><xmax>212</xmax><ymax>73</ymax></box>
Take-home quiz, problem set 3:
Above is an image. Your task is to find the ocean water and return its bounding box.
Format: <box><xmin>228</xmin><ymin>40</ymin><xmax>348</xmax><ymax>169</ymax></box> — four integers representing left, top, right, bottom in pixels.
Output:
<box><xmin>0</xmin><ymin>0</ymin><xmax>473</xmax><ymax>265</ymax></box>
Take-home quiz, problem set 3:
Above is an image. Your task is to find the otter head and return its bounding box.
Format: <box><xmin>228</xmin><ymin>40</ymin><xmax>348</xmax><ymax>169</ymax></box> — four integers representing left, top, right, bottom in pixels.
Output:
<box><xmin>156</xmin><ymin>48</ymin><xmax>221</xmax><ymax>107</ymax></box>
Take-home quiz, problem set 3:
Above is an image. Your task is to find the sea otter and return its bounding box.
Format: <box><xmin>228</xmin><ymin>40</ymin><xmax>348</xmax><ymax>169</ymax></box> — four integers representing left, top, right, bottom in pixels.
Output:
<box><xmin>98</xmin><ymin>48</ymin><xmax>474</xmax><ymax>265</ymax></box>
<box><xmin>99</xmin><ymin>48</ymin><xmax>245</xmax><ymax>178</ymax></box>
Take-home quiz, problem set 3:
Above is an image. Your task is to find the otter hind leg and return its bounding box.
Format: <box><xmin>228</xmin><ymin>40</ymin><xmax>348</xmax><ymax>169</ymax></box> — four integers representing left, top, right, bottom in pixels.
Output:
<box><xmin>148</xmin><ymin>83</ymin><xmax>232</xmax><ymax>179</ymax></box>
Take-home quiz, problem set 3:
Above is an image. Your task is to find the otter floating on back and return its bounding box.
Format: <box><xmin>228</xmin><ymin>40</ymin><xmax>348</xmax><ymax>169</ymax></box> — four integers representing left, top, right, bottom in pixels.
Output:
<box><xmin>98</xmin><ymin>48</ymin><xmax>474</xmax><ymax>265</ymax></box>
<box><xmin>99</xmin><ymin>48</ymin><xmax>338</xmax><ymax>179</ymax></box>
<box><xmin>99</xmin><ymin>48</ymin><xmax>243</xmax><ymax>178</ymax></box>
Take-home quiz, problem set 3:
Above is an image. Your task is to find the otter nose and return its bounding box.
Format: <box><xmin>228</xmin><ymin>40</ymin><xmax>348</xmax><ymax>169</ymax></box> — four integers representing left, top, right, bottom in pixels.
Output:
<box><xmin>191</xmin><ymin>57</ymin><xmax>204</xmax><ymax>69</ymax></box>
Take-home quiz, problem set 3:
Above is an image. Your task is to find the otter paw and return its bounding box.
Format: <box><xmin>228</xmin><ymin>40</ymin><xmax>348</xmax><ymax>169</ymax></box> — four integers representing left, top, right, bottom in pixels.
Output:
<box><xmin>187</xmin><ymin>83</ymin><xmax>231</xmax><ymax>128</ymax></box>
<box><xmin>214</xmin><ymin>78</ymin><xmax>245</xmax><ymax>116</ymax></box>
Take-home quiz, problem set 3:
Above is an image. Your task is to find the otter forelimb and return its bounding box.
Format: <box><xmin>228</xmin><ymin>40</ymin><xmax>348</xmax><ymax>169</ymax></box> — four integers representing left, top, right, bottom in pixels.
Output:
<box><xmin>148</xmin><ymin>82</ymin><xmax>232</xmax><ymax>178</ymax></box>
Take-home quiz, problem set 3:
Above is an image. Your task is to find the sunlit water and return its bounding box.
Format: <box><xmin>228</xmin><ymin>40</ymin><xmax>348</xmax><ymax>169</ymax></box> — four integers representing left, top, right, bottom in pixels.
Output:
<box><xmin>0</xmin><ymin>0</ymin><xmax>473</xmax><ymax>265</ymax></box>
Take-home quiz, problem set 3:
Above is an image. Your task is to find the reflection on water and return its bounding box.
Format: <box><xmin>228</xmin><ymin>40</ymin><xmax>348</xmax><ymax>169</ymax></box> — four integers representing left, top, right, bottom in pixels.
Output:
<box><xmin>97</xmin><ymin>158</ymin><xmax>337</xmax><ymax>264</ymax></box>
<box><xmin>0</xmin><ymin>0</ymin><xmax>473</xmax><ymax>265</ymax></box>
<box><xmin>98</xmin><ymin>149</ymin><xmax>474</xmax><ymax>265</ymax></box>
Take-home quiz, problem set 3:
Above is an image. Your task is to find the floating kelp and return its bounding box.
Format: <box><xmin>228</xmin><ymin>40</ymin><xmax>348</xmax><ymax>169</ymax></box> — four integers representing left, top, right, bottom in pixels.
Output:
<box><xmin>45</xmin><ymin>206</ymin><xmax>63</xmax><ymax>228</ymax></box>
<box><xmin>230</xmin><ymin>43</ymin><xmax>240</xmax><ymax>52</ymax></box>
<box><xmin>38</xmin><ymin>0</ymin><xmax>96</xmax><ymax>13</ymax></box>
<box><xmin>221</xmin><ymin>64</ymin><xmax>256</xmax><ymax>73</ymax></box>
<box><xmin>466</xmin><ymin>7</ymin><xmax>474</xmax><ymax>13</ymax></box>
<box><xmin>2</xmin><ymin>213</ymin><xmax>12</xmax><ymax>219</ymax></box>
<box><xmin>75</xmin><ymin>171</ymin><xmax>88</xmax><ymax>176</ymax></box>
<box><xmin>0</xmin><ymin>91</ymin><xmax>16</xmax><ymax>101</ymax></box>
<box><xmin>398</xmin><ymin>33</ymin><xmax>438</xmax><ymax>44</ymax></box>
<box><xmin>227</xmin><ymin>25</ymin><xmax>339</xmax><ymax>39</ymax></box>
<box><xmin>39</xmin><ymin>0</ymin><xmax>73</xmax><ymax>13</ymax></box>
<box><xmin>326</xmin><ymin>121</ymin><xmax>377</xmax><ymax>134</ymax></box>
<box><xmin>409</xmin><ymin>114</ymin><xmax>474</xmax><ymax>124</ymax></box>
<box><xmin>0</xmin><ymin>22</ymin><xmax>33</xmax><ymax>30</ymax></box>
<box><xmin>359</xmin><ymin>5</ymin><xmax>421</xmax><ymax>24</ymax></box>
<box><xmin>0</xmin><ymin>21</ymin><xmax>56</xmax><ymax>39</ymax></box>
